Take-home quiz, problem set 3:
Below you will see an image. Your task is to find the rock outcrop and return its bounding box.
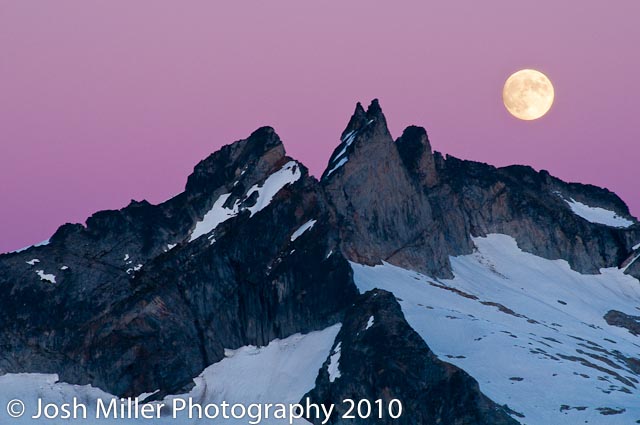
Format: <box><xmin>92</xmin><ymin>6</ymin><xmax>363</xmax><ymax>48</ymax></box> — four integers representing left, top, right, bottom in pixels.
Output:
<box><xmin>302</xmin><ymin>290</ymin><xmax>519</xmax><ymax>425</ymax></box>
<box><xmin>0</xmin><ymin>127</ymin><xmax>358</xmax><ymax>396</ymax></box>
<box><xmin>323</xmin><ymin>99</ymin><xmax>640</xmax><ymax>277</ymax></box>
<box><xmin>322</xmin><ymin>100</ymin><xmax>462</xmax><ymax>278</ymax></box>
<box><xmin>604</xmin><ymin>310</ymin><xmax>640</xmax><ymax>337</ymax></box>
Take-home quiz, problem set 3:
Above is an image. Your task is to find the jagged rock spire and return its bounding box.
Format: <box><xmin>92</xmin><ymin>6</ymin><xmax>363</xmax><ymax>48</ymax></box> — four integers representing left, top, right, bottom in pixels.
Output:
<box><xmin>322</xmin><ymin>99</ymin><xmax>392</xmax><ymax>181</ymax></box>
<box><xmin>321</xmin><ymin>99</ymin><xmax>456</xmax><ymax>277</ymax></box>
<box><xmin>340</xmin><ymin>101</ymin><xmax>366</xmax><ymax>140</ymax></box>
<box><xmin>396</xmin><ymin>125</ymin><xmax>438</xmax><ymax>187</ymax></box>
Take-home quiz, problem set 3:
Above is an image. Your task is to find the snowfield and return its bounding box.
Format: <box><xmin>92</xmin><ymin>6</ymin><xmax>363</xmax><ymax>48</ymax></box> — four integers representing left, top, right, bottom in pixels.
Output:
<box><xmin>353</xmin><ymin>234</ymin><xmax>640</xmax><ymax>425</ymax></box>
<box><xmin>0</xmin><ymin>326</ymin><xmax>339</xmax><ymax>424</ymax></box>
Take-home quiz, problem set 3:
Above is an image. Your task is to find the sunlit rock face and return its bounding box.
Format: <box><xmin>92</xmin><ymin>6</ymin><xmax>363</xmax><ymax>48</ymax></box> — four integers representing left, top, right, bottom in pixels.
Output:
<box><xmin>322</xmin><ymin>99</ymin><xmax>462</xmax><ymax>278</ymax></box>
<box><xmin>322</xmin><ymin>99</ymin><xmax>639</xmax><ymax>278</ymax></box>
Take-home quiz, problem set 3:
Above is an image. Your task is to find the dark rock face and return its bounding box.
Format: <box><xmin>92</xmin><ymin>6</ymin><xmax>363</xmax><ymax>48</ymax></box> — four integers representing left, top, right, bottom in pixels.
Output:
<box><xmin>322</xmin><ymin>99</ymin><xmax>640</xmax><ymax>277</ymax></box>
<box><xmin>621</xmin><ymin>246</ymin><xmax>640</xmax><ymax>280</ymax></box>
<box><xmin>604</xmin><ymin>310</ymin><xmax>640</xmax><ymax>336</ymax></box>
<box><xmin>89</xmin><ymin>173</ymin><xmax>358</xmax><ymax>396</ymax></box>
<box><xmin>0</xmin><ymin>127</ymin><xmax>358</xmax><ymax>396</ymax></box>
<box><xmin>302</xmin><ymin>290</ymin><xmax>519</xmax><ymax>425</ymax></box>
<box><xmin>436</xmin><ymin>158</ymin><xmax>639</xmax><ymax>274</ymax></box>
<box><xmin>396</xmin><ymin>125</ymin><xmax>438</xmax><ymax>188</ymax></box>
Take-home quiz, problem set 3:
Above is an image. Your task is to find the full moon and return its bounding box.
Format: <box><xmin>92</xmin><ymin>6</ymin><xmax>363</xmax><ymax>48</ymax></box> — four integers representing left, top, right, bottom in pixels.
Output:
<box><xmin>502</xmin><ymin>69</ymin><xmax>554</xmax><ymax>120</ymax></box>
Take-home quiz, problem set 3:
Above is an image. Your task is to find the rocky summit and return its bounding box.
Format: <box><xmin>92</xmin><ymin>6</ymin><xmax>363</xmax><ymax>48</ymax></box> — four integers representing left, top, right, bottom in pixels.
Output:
<box><xmin>1</xmin><ymin>100</ymin><xmax>639</xmax><ymax>424</ymax></box>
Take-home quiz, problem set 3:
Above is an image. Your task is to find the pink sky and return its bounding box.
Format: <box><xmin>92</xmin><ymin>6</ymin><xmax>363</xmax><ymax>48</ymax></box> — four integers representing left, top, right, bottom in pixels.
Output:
<box><xmin>1</xmin><ymin>1</ymin><xmax>639</xmax><ymax>252</ymax></box>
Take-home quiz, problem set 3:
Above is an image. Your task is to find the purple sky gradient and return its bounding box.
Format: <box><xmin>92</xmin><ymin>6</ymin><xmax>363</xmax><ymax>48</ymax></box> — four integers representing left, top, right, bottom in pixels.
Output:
<box><xmin>1</xmin><ymin>1</ymin><xmax>639</xmax><ymax>252</ymax></box>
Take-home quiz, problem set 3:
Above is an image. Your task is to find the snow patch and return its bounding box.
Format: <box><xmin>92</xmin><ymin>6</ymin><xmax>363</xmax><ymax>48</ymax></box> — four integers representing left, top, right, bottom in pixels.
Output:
<box><xmin>324</xmin><ymin>157</ymin><xmax>348</xmax><ymax>178</ymax></box>
<box><xmin>166</xmin><ymin>243</ymin><xmax>177</xmax><ymax>251</ymax></box>
<box><xmin>327</xmin><ymin>342</ymin><xmax>342</xmax><ymax>383</ymax></box>
<box><xmin>244</xmin><ymin>161</ymin><xmax>301</xmax><ymax>216</ymax></box>
<box><xmin>352</xmin><ymin>234</ymin><xmax>640</xmax><ymax>425</ymax></box>
<box><xmin>26</xmin><ymin>259</ymin><xmax>40</xmax><ymax>266</ymax></box>
<box><xmin>138</xmin><ymin>389</ymin><xmax>160</xmax><ymax>401</ymax></box>
<box><xmin>365</xmin><ymin>316</ymin><xmax>374</xmax><ymax>330</ymax></box>
<box><xmin>126</xmin><ymin>264</ymin><xmax>143</xmax><ymax>275</ymax></box>
<box><xmin>290</xmin><ymin>219</ymin><xmax>317</xmax><ymax>242</ymax></box>
<box><xmin>36</xmin><ymin>270</ymin><xmax>56</xmax><ymax>284</ymax></box>
<box><xmin>190</xmin><ymin>193</ymin><xmax>238</xmax><ymax>242</ymax></box>
<box><xmin>323</xmin><ymin>123</ymin><xmax>376</xmax><ymax>180</ymax></box>
<box><xmin>633</xmin><ymin>242</ymin><xmax>640</xmax><ymax>251</ymax></box>
<box><xmin>190</xmin><ymin>162</ymin><xmax>301</xmax><ymax>243</ymax></box>
<box><xmin>332</xmin><ymin>131</ymin><xmax>357</xmax><ymax>161</ymax></box>
<box><xmin>60</xmin><ymin>266</ymin><xmax>69</xmax><ymax>270</ymax></box>
<box><xmin>342</xmin><ymin>129</ymin><xmax>357</xmax><ymax>145</ymax></box>
<box><xmin>563</xmin><ymin>198</ymin><xmax>633</xmax><ymax>228</ymax></box>
<box><xmin>123</xmin><ymin>254</ymin><xmax>130</xmax><ymax>262</ymax></box>
<box><xmin>10</xmin><ymin>239</ymin><xmax>50</xmax><ymax>254</ymax></box>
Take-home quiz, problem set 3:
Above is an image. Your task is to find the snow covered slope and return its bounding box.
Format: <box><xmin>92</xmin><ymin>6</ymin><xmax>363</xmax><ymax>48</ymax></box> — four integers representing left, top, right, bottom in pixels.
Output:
<box><xmin>0</xmin><ymin>326</ymin><xmax>339</xmax><ymax>424</ymax></box>
<box><xmin>563</xmin><ymin>198</ymin><xmax>634</xmax><ymax>228</ymax></box>
<box><xmin>353</xmin><ymin>234</ymin><xmax>640</xmax><ymax>425</ymax></box>
<box><xmin>162</xmin><ymin>324</ymin><xmax>339</xmax><ymax>424</ymax></box>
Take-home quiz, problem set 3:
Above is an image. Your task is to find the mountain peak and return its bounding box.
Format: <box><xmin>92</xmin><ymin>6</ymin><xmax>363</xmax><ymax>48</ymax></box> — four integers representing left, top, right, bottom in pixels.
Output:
<box><xmin>366</xmin><ymin>98</ymin><xmax>383</xmax><ymax>117</ymax></box>
<box><xmin>185</xmin><ymin>126</ymin><xmax>285</xmax><ymax>196</ymax></box>
<box><xmin>247</xmin><ymin>125</ymin><xmax>280</xmax><ymax>146</ymax></box>
<box><xmin>322</xmin><ymin>99</ymin><xmax>391</xmax><ymax>180</ymax></box>
<box><xmin>338</xmin><ymin>99</ymin><xmax>389</xmax><ymax>139</ymax></box>
<box><xmin>364</xmin><ymin>98</ymin><xmax>389</xmax><ymax>135</ymax></box>
<box><xmin>396</xmin><ymin>125</ymin><xmax>438</xmax><ymax>187</ymax></box>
